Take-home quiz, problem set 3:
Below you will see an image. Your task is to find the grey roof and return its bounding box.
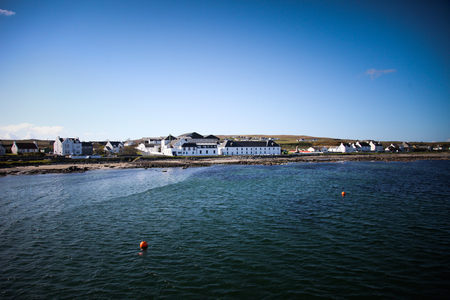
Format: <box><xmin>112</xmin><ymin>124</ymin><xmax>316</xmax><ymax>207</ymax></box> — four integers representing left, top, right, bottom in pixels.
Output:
<box><xmin>109</xmin><ymin>141</ymin><xmax>123</xmax><ymax>147</ymax></box>
<box><xmin>178</xmin><ymin>132</ymin><xmax>204</xmax><ymax>139</ymax></box>
<box><xmin>82</xmin><ymin>142</ymin><xmax>93</xmax><ymax>146</ymax></box>
<box><xmin>204</xmin><ymin>134</ymin><xmax>219</xmax><ymax>140</ymax></box>
<box><xmin>220</xmin><ymin>140</ymin><xmax>280</xmax><ymax>148</ymax></box>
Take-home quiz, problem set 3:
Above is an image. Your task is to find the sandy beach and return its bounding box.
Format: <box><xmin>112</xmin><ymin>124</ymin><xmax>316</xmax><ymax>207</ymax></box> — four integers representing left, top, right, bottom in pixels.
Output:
<box><xmin>1</xmin><ymin>152</ymin><xmax>449</xmax><ymax>176</ymax></box>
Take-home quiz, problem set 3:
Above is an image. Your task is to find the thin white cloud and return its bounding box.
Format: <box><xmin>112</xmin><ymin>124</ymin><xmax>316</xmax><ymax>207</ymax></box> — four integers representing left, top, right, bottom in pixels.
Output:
<box><xmin>0</xmin><ymin>123</ymin><xmax>34</xmax><ymax>132</ymax></box>
<box><xmin>0</xmin><ymin>8</ymin><xmax>15</xmax><ymax>16</ymax></box>
<box><xmin>85</xmin><ymin>133</ymin><xmax>94</xmax><ymax>136</ymax></box>
<box><xmin>366</xmin><ymin>69</ymin><xmax>396</xmax><ymax>79</ymax></box>
<box><xmin>0</xmin><ymin>132</ymin><xmax>20</xmax><ymax>140</ymax></box>
<box><xmin>32</xmin><ymin>125</ymin><xmax>64</xmax><ymax>136</ymax></box>
<box><xmin>24</xmin><ymin>132</ymin><xmax>38</xmax><ymax>139</ymax></box>
<box><xmin>0</xmin><ymin>123</ymin><xmax>64</xmax><ymax>140</ymax></box>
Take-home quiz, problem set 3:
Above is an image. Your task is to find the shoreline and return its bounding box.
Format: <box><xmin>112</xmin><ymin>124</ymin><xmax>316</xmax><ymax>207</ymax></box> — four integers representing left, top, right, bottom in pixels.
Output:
<box><xmin>1</xmin><ymin>152</ymin><xmax>449</xmax><ymax>176</ymax></box>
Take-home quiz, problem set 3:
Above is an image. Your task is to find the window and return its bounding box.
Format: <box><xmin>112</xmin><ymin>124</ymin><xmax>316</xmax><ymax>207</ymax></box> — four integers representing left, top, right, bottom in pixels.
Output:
<box><xmin>200</xmin><ymin>150</ymin><xmax>202</xmax><ymax>154</ymax></box>
<box><xmin>206</xmin><ymin>150</ymin><xmax>208</xmax><ymax>154</ymax></box>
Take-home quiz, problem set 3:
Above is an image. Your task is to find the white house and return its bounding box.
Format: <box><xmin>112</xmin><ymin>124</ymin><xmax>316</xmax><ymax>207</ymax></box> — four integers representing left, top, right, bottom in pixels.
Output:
<box><xmin>105</xmin><ymin>141</ymin><xmax>124</xmax><ymax>154</ymax></box>
<box><xmin>369</xmin><ymin>141</ymin><xmax>384</xmax><ymax>152</ymax></box>
<box><xmin>12</xmin><ymin>141</ymin><xmax>39</xmax><ymax>154</ymax></box>
<box><xmin>402</xmin><ymin>142</ymin><xmax>413</xmax><ymax>152</ymax></box>
<box><xmin>385</xmin><ymin>143</ymin><xmax>404</xmax><ymax>152</ymax></box>
<box><xmin>327</xmin><ymin>146</ymin><xmax>340</xmax><ymax>153</ymax></box>
<box><xmin>54</xmin><ymin>137</ymin><xmax>82</xmax><ymax>156</ymax></box>
<box><xmin>218</xmin><ymin>140</ymin><xmax>281</xmax><ymax>156</ymax></box>
<box><xmin>353</xmin><ymin>141</ymin><xmax>371</xmax><ymax>152</ymax></box>
<box><xmin>307</xmin><ymin>146</ymin><xmax>328</xmax><ymax>153</ymax></box>
<box><xmin>337</xmin><ymin>143</ymin><xmax>354</xmax><ymax>153</ymax></box>
<box><xmin>161</xmin><ymin>132</ymin><xmax>220</xmax><ymax>156</ymax></box>
<box><xmin>137</xmin><ymin>137</ymin><xmax>162</xmax><ymax>155</ymax></box>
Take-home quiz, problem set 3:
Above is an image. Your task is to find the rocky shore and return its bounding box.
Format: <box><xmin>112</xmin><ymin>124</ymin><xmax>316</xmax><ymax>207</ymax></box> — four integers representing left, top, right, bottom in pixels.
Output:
<box><xmin>1</xmin><ymin>152</ymin><xmax>449</xmax><ymax>176</ymax></box>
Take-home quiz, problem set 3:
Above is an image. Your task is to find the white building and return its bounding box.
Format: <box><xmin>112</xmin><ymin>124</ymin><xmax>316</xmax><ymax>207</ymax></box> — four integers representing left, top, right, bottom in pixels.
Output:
<box><xmin>356</xmin><ymin>141</ymin><xmax>371</xmax><ymax>152</ymax></box>
<box><xmin>337</xmin><ymin>143</ymin><xmax>354</xmax><ymax>153</ymax></box>
<box><xmin>12</xmin><ymin>141</ymin><xmax>40</xmax><ymax>154</ymax></box>
<box><xmin>369</xmin><ymin>141</ymin><xmax>384</xmax><ymax>152</ymax></box>
<box><xmin>218</xmin><ymin>140</ymin><xmax>281</xmax><ymax>156</ymax></box>
<box><xmin>160</xmin><ymin>132</ymin><xmax>220</xmax><ymax>156</ymax></box>
<box><xmin>351</xmin><ymin>141</ymin><xmax>371</xmax><ymax>152</ymax></box>
<box><xmin>327</xmin><ymin>146</ymin><xmax>340</xmax><ymax>153</ymax></box>
<box><xmin>385</xmin><ymin>143</ymin><xmax>403</xmax><ymax>152</ymax></box>
<box><xmin>137</xmin><ymin>137</ymin><xmax>162</xmax><ymax>155</ymax></box>
<box><xmin>105</xmin><ymin>141</ymin><xmax>124</xmax><ymax>154</ymax></box>
<box><xmin>54</xmin><ymin>137</ymin><xmax>82</xmax><ymax>156</ymax></box>
<box><xmin>307</xmin><ymin>146</ymin><xmax>328</xmax><ymax>153</ymax></box>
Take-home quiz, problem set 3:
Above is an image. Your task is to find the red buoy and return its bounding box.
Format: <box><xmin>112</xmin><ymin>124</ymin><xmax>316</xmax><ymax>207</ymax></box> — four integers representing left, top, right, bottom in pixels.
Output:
<box><xmin>341</xmin><ymin>191</ymin><xmax>346</xmax><ymax>196</ymax></box>
<box><xmin>140</xmin><ymin>241</ymin><xmax>148</xmax><ymax>249</ymax></box>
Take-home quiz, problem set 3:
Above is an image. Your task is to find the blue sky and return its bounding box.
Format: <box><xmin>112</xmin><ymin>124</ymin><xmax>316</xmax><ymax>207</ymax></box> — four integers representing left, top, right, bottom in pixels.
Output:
<box><xmin>1</xmin><ymin>0</ymin><xmax>449</xmax><ymax>142</ymax></box>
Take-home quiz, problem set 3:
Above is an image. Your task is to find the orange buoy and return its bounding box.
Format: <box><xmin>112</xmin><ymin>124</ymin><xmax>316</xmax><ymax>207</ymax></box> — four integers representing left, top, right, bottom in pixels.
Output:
<box><xmin>140</xmin><ymin>241</ymin><xmax>148</xmax><ymax>249</ymax></box>
<box><xmin>341</xmin><ymin>191</ymin><xmax>346</xmax><ymax>196</ymax></box>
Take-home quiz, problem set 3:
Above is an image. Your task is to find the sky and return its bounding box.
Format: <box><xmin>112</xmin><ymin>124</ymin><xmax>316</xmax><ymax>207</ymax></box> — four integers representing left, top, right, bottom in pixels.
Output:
<box><xmin>1</xmin><ymin>0</ymin><xmax>449</xmax><ymax>142</ymax></box>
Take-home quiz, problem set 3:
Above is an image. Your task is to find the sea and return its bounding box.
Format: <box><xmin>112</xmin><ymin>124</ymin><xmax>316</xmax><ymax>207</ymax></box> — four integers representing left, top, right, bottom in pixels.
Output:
<box><xmin>1</xmin><ymin>161</ymin><xmax>449</xmax><ymax>299</ymax></box>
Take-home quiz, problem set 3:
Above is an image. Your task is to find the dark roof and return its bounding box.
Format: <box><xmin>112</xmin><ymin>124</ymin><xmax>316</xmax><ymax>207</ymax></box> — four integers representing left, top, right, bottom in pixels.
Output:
<box><xmin>109</xmin><ymin>141</ymin><xmax>122</xmax><ymax>147</ymax></box>
<box><xmin>82</xmin><ymin>142</ymin><xmax>93</xmax><ymax>146</ymax></box>
<box><xmin>60</xmin><ymin>137</ymin><xmax>80</xmax><ymax>143</ymax></box>
<box><xmin>204</xmin><ymin>134</ymin><xmax>219</xmax><ymax>140</ymax></box>
<box><xmin>163</xmin><ymin>134</ymin><xmax>176</xmax><ymax>140</ymax></box>
<box><xmin>178</xmin><ymin>132</ymin><xmax>204</xmax><ymax>139</ymax></box>
<box><xmin>221</xmin><ymin>140</ymin><xmax>280</xmax><ymax>148</ymax></box>
<box><xmin>181</xmin><ymin>143</ymin><xmax>197</xmax><ymax>147</ymax></box>
<box><xmin>15</xmin><ymin>142</ymin><xmax>38</xmax><ymax>149</ymax></box>
<box><xmin>358</xmin><ymin>142</ymin><xmax>370</xmax><ymax>146</ymax></box>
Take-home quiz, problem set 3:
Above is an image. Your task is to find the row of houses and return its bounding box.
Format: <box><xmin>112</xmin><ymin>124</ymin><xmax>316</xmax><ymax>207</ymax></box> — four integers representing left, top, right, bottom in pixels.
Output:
<box><xmin>1</xmin><ymin>136</ymin><xmax>446</xmax><ymax>157</ymax></box>
<box><xmin>300</xmin><ymin>141</ymin><xmax>441</xmax><ymax>153</ymax></box>
<box><xmin>0</xmin><ymin>141</ymin><xmax>40</xmax><ymax>155</ymax></box>
<box><xmin>0</xmin><ymin>139</ymin><xmax>125</xmax><ymax>156</ymax></box>
<box><xmin>53</xmin><ymin>137</ymin><xmax>125</xmax><ymax>155</ymax></box>
<box><xmin>137</xmin><ymin>132</ymin><xmax>281</xmax><ymax>156</ymax></box>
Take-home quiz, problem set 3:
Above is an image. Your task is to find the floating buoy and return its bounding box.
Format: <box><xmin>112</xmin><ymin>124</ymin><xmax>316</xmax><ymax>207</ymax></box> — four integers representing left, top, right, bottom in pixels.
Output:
<box><xmin>140</xmin><ymin>241</ymin><xmax>148</xmax><ymax>249</ymax></box>
<box><xmin>341</xmin><ymin>191</ymin><xmax>346</xmax><ymax>196</ymax></box>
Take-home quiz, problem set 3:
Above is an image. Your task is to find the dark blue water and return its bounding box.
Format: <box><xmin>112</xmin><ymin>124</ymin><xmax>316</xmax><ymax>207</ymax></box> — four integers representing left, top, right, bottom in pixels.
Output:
<box><xmin>1</xmin><ymin>161</ymin><xmax>449</xmax><ymax>299</ymax></box>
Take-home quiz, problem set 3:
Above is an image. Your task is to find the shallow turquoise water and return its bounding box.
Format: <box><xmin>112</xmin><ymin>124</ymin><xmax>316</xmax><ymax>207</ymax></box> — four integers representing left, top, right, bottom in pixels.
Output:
<box><xmin>1</xmin><ymin>161</ymin><xmax>449</xmax><ymax>299</ymax></box>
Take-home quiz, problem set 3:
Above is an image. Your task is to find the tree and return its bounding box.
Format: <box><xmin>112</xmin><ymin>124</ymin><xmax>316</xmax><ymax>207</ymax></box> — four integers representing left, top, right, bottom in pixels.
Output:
<box><xmin>96</xmin><ymin>144</ymin><xmax>106</xmax><ymax>155</ymax></box>
<box><xmin>123</xmin><ymin>146</ymin><xmax>138</xmax><ymax>155</ymax></box>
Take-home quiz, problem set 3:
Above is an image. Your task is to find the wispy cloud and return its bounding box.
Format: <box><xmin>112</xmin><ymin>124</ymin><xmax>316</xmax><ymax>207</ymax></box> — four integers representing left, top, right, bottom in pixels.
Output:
<box><xmin>0</xmin><ymin>123</ymin><xmax>63</xmax><ymax>139</ymax></box>
<box><xmin>0</xmin><ymin>8</ymin><xmax>15</xmax><ymax>16</ymax></box>
<box><xmin>365</xmin><ymin>69</ymin><xmax>396</xmax><ymax>79</ymax></box>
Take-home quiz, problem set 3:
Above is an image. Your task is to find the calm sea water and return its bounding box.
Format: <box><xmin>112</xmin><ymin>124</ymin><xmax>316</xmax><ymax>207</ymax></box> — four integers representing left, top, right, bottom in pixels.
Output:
<box><xmin>1</xmin><ymin>161</ymin><xmax>449</xmax><ymax>299</ymax></box>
